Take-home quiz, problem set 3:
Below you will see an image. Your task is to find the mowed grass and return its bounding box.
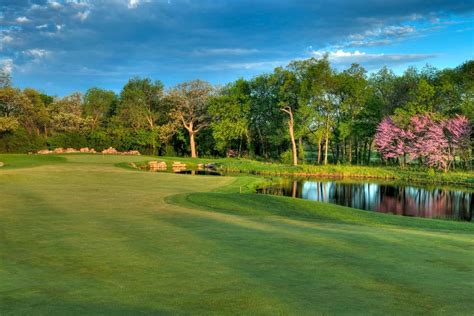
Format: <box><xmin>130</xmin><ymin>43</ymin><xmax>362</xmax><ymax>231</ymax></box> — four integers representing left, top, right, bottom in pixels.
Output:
<box><xmin>0</xmin><ymin>154</ymin><xmax>473</xmax><ymax>315</ymax></box>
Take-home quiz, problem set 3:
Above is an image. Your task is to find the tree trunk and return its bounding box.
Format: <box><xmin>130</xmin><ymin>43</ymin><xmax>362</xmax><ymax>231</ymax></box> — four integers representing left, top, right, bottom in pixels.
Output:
<box><xmin>289</xmin><ymin>123</ymin><xmax>297</xmax><ymax>166</ymax></box>
<box><xmin>189</xmin><ymin>131</ymin><xmax>197</xmax><ymax>158</ymax></box>
<box><xmin>317</xmin><ymin>136</ymin><xmax>322</xmax><ymax>164</ymax></box>
<box><xmin>348</xmin><ymin>138</ymin><xmax>352</xmax><ymax>164</ymax></box>
<box><xmin>282</xmin><ymin>107</ymin><xmax>297</xmax><ymax>166</ymax></box>
<box><xmin>298</xmin><ymin>136</ymin><xmax>304</xmax><ymax>161</ymax></box>
<box><xmin>324</xmin><ymin>116</ymin><xmax>330</xmax><ymax>165</ymax></box>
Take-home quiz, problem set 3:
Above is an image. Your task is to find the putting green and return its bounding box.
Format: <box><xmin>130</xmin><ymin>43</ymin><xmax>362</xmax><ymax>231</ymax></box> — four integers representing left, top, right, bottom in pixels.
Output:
<box><xmin>1</xmin><ymin>154</ymin><xmax>473</xmax><ymax>315</ymax></box>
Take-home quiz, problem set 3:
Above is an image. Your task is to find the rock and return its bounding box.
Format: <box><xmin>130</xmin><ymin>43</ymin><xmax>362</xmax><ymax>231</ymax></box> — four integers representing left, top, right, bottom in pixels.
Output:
<box><xmin>172</xmin><ymin>161</ymin><xmax>187</xmax><ymax>172</ymax></box>
<box><xmin>53</xmin><ymin>147</ymin><xmax>65</xmax><ymax>154</ymax></box>
<box><xmin>0</xmin><ymin>162</ymin><xmax>4</xmax><ymax>167</ymax></box>
<box><xmin>148</xmin><ymin>161</ymin><xmax>167</xmax><ymax>171</ymax></box>
<box><xmin>205</xmin><ymin>163</ymin><xmax>217</xmax><ymax>169</ymax></box>
<box><xmin>79</xmin><ymin>147</ymin><xmax>97</xmax><ymax>153</ymax></box>
<box><xmin>102</xmin><ymin>147</ymin><xmax>118</xmax><ymax>154</ymax></box>
<box><xmin>37</xmin><ymin>149</ymin><xmax>52</xmax><ymax>154</ymax></box>
<box><xmin>197</xmin><ymin>163</ymin><xmax>204</xmax><ymax>170</ymax></box>
<box><xmin>65</xmin><ymin>148</ymin><xmax>78</xmax><ymax>153</ymax></box>
<box><xmin>122</xmin><ymin>150</ymin><xmax>141</xmax><ymax>155</ymax></box>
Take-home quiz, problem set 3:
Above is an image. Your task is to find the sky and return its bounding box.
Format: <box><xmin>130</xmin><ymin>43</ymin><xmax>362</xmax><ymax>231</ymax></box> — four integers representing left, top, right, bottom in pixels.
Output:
<box><xmin>1</xmin><ymin>0</ymin><xmax>473</xmax><ymax>96</ymax></box>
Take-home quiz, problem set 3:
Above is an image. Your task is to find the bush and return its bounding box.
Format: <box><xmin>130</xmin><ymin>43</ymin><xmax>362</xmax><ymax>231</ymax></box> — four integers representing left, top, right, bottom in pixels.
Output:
<box><xmin>280</xmin><ymin>149</ymin><xmax>293</xmax><ymax>165</ymax></box>
<box><xmin>0</xmin><ymin>128</ymin><xmax>46</xmax><ymax>153</ymax></box>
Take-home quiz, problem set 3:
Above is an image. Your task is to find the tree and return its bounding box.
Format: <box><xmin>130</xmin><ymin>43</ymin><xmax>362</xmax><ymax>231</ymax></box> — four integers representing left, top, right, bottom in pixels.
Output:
<box><xmin>274</xmin><ymin>67</ymin><xmax>300</xmax><ymax>166</ymax></box>
<box><xmin>170</xmin><ymin>80</ymin><xmax>213</xmax><ymax>158</ymax></box>
<box><xmin>83</xmin><ymin>88</ymin><xmax>117</xmax><ymax>129</ymax></box>
<box><xmin>338</xmin><ymin>64</ymin><xmax>369</xmax><ymax>163</ymax></box>
<box><xmin>49</xmin><ymin>93</ymin><xmax>92</xmax><ymax>133</ymax></box>
<box><xmin>22</xmin><ymin>88</ymin><xmax>50</xmax><ymax>136</ymax></box>
<box><xmin>116</xmin><ymin>78</ymin><xmax>166</xmax><ymax>153</ymax></box>
<box><xmin>374</xmin><ymin>117</ymin><xmax>407</xmax><ymax>167</ymax></box>
<box><xmin>248</xmin><ymin>74</ymin><xmax>285</xmax><ymax>159</ymax></box>
<box><xmin>300</xmin><ymin>57</ymin><xmax>338</xmax><ymax>165</ymax></box>
<box><xmin>208</xmin><ymin>79</ymin><xmax>250</xmax><ymax>155</ymax></box>
<box><xmin>0</xmin><ymin>117</ymin><xmax>18</xmax><ymax>134</ymax></box>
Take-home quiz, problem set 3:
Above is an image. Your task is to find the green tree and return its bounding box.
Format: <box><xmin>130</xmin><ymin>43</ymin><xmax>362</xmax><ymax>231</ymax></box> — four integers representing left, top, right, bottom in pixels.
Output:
<box><xmin>208</xmin><ymin>79</ymin><xmax>250</xmax><ymax>155</ymax></box>
<box><xmin>83</xmin><ymin>88</ymin><xmax>117</xmax><ymax>129</ymax></box>
<box><xmin>300</xmin><ymin>57</ymin><xmax>339</xmax><ymax>165</ymax></box>
<box><xmin>170</xmin><ymin>80</ymin><xmax>213</xmax><ymax>158</ymax></box>
<box><xmin>338</xmin><ymin>64</ymin><xmax>369</xmax><ymax>163</ymax></box>
<box><xmin>116</xmin><ymin>78</ymin><xmax>165</xmax><ymax>152</ymax></box>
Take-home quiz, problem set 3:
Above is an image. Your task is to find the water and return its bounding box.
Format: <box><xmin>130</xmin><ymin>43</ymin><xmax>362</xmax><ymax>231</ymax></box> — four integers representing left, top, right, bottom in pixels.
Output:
<box><xmin>257</xmin><ymin>179</ymin><xmax>473</xmax><ymax>221</ymax></box>
<box><xmin>177</xmin><ymin>169</ymin><xmax>221</xmax><ymax>176</ymax></box>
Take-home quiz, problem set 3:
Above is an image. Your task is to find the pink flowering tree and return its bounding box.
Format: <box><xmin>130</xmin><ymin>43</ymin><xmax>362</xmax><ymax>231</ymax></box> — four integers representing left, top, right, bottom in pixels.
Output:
<box><xmin>445</xmin><ymin>115</ymin><xmax>472</xmax><ymax>169</ymax></box>
<box><xmin>374</xmin><ymin>117</ymin><xmax>407</xmax><ymax>168</ymax></box>
<box><xmin>375</xmin><ymin>114</ymin><xmax>471</xmax><ymax>172</ymax></box>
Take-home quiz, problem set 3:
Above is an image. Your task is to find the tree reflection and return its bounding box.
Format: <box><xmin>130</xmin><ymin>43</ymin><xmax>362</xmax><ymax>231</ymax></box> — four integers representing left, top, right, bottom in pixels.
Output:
<box><xmin>259</xmin><ymin>179</ymin><xmax>473</xmax><ymax>221</ymax></box>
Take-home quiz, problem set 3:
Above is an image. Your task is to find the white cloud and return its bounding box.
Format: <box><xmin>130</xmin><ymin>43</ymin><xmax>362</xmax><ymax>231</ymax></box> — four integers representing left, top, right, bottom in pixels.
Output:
<box><xmin>76</xmin><ymin>10</ymin><xmax>90</xmax><ymax>21</ymax></box>
<box><xmin>310</xmin><ymin>49</ymin><xmax>436</xmax><ymax>67</ymax></box>
<box><xmin>36</xmin><ymin>24</ymin><xmax>48</xmax><ymax>29</ymax></box>
<box><xmin>16</xmin><ymin>16</ymin><xmax>31</xmax><ymax>23</ymax></box>
<box><xmin>56</xmin><ymin>24</ymin><xmax>65</xmax><ymax>31</ymax></box>
<box><xmin>205</xmin><ymin>60</ymin><xmax>286</xmax><ymax>71</ymax></box>
<box><xmin>0</xmin><ymin>59</ymin><xmax>13</xmax><ymax>74</ymax></box>
<box><xmin>344</xmin><ymin>25</ymin><xmax>417</xmax><ymax>47</ymax></box>
<box><xmin>66</xmin><ymin>0</ymin><xmax>91</xmax><ymax>8</ymax></box>
<box><xmin>127</xmin><ymin>0</ymin><xmax>151</xmax><ymax>9</ymax></box>
<box><xmin>1</xmin><ymin>35</ymin><xmax>13</xmax><ymax>44</ymax></box>
<box><xmin>24</xmin><ymin>49</ymin><xmax>51</xmax><ymax>59</ymax></box>
<box><xmin>47</xmin><ymin>0</ymin><xmax>63</xmax><ymax>9</ymax></box>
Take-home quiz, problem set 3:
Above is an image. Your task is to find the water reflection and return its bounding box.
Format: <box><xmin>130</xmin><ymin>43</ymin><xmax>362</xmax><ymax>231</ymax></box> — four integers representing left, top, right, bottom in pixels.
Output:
<box><xmin>258</xmin><ymin>180</ymin><xmax>473</xmax><ymax>221</ymax></box>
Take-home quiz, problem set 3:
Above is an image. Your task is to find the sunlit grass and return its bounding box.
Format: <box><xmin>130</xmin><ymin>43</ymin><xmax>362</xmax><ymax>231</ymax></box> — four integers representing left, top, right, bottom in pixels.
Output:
<box><xmin>0</xmin><ymin>154</ymin><xmax>473</xmax><ymax>314</ymax></box>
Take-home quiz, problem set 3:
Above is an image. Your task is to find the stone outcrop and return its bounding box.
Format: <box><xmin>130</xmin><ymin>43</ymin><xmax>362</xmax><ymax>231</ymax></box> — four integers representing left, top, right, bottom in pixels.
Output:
<box><xmin>172</xmin><ymin>161</ymin><xmax>187</xmax><ymax>172</ymax></box>
<box><xmin>80</xmin><ymin>147</ymin><xmax>96</xmax><ymax>153</ymax></box>
<box><xmin>148</xmin><ymin>161</ymin><xmax>167</xmax><ymax>171</ymax></box>
<box><xmin>65</xmin><ymin>148</ymin><xmax>79</xmax><ymax>153</ymax></box>
<box><xmin>0</xmin><ymin>162</ymin><xmax>4</xmax><ymax>167</ymax></box>
<box><xmin>122</xmin><ymin>150</ymin><xmax>141</xmax><ymax>155</ymax></box>
<box><xmin>37</xmin><ymin>149</ymin><xmax>52</xmax><ymax>154</ymax></box>
<box><xmin>36</xmin><ymin>147</ymin><xmax>139</xmax><ymax>155</ymax></box>
<box><xmin>101</xmin><ymin>147</ymin><xmax>119</xmax><ymax>154</ymax></box>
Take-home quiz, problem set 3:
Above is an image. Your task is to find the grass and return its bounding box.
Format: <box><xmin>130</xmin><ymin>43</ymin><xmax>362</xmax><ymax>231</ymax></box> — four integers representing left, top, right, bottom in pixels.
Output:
<box><xmin>0</xmin><ymin>153</ymin><xmax>473</xmax><ymax>315</ymax></box>
<box><xmin>128</xmin><ymin>156</ymin><xmax>474</xmax><ymax>187</ymax></box>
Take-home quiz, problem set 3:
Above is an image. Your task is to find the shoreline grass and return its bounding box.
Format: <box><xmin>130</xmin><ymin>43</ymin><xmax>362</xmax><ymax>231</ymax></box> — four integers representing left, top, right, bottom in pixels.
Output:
<box><xmin>0</xmin><ymin>154</ymin><xmax>473</xmax><ymax>314</ymax></box>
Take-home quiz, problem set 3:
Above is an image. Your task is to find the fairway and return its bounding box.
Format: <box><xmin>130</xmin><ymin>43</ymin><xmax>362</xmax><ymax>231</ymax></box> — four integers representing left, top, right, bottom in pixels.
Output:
<box><xmin>1</xmin><ymin>155</ymin><xmax>473</xmax><ymax>315</ymax></box>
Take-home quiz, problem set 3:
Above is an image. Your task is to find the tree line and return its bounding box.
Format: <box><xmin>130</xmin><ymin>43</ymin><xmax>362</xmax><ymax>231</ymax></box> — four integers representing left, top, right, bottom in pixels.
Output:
<box><xmin>0</xmin><ymin>57</ymin><xmax>472</xmax><ymax>168</ymax></box>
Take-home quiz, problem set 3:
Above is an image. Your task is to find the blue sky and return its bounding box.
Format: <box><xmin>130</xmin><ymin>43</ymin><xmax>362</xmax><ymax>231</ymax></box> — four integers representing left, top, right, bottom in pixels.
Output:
<box><xmin>1</xmin><ymin>0</ymin><xmax>473</xmax><ymax>96</ymax></box>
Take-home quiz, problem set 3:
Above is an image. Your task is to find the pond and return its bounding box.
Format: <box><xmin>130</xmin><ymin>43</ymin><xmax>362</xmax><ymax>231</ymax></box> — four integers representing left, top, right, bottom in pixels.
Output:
<box><xmin>257</xmin><ymin>179</ymin><xmax>473</xmax><ymax>221</ymax></box>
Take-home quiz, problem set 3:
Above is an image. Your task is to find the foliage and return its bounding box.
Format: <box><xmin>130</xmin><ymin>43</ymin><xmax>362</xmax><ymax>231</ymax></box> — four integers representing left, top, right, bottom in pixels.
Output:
<box><xmin>0</xmin><ymin>59</ymin><xmax>472</xmax><ymax>172</ymax></box>
<box><xmin>375</xmin><ymin>114</ymin><xmax>472</xmax><ymax>171</ymax></box>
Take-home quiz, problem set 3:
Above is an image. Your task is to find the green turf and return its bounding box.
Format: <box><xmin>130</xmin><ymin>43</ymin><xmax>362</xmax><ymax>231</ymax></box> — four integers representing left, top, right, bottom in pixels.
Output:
<box><xmin>1</xmin><ymin>154</ymin><xmax>473</xmax><ymax>315</ymax></box>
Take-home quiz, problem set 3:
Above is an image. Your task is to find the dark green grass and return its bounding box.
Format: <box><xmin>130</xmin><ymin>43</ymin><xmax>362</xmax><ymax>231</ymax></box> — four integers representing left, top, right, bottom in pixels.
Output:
<box><xmin>0</xmin><ymin>154</ymin><xmax>67</xmax><ymax>169</ymax></box>
<box><xmin>1</xmin><ymin>154</ymin><xmax>473</xmax><ymax>315</ymax></box>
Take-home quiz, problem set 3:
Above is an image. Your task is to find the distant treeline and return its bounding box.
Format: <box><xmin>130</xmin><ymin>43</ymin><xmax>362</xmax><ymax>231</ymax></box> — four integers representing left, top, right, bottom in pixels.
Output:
<box><xmin>0</xmin><ymin>57</ymin><xmax>472</xmax><ymax>168</ymax></box>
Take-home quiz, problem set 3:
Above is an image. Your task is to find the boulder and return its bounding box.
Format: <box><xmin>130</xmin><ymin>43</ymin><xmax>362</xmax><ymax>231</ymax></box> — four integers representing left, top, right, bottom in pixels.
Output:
<box><xmin>102</xmin><ymin>147</ymin><xmax>118</xmax><ymax>154</ymax></box>
<box><xmin>80</xmin><ymin>147</ymin><xmax>90</xmax><ymax>153</ymax></box>
<box><xmin>122</xmin><ymin>150</ymin><xmax>141</xmax><ymax>156</ymax></box>
<box><xmin>37</xmin><ymin>149</ymin><xmax>52</xmax><ymax>154</ymax></box>
<box><xmin>172</xmin><ymin>161</ymin><xmax>187</xmax><ymax>172</ymax></box>
<box><xmin>65</xmin><ymin>148</ymin><xmax>78</xmax><ymax>153</ymax></box>
<box><xmin>0</xmin><ymin>162</ymin><xmax>4</xmax><ymax>167</ymax></box>
<box><xmin>53</xmin><ymin>147</ymin><xmax>65</xmax><ymax>154</ymax></box>
<box><xmin>148</xmin><ymin>161</ymin><xmax>167</xmax><ymax>171</ymax></box>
